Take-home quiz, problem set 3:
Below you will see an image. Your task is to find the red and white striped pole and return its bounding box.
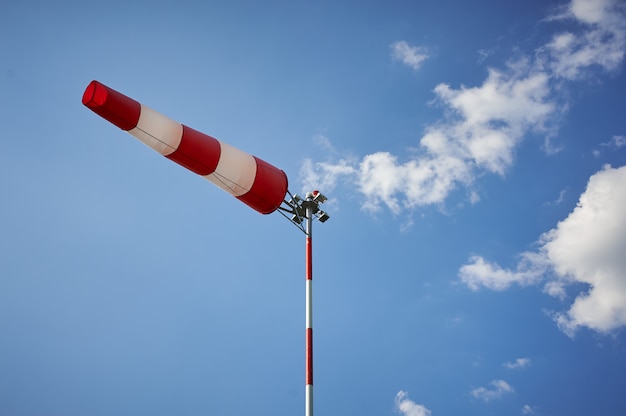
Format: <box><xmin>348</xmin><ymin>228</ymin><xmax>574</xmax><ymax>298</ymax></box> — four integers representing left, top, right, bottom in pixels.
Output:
<box><xmin>304</xmin><ymin>192</ymin><xmax>314</xmax><ymax>416</ymax></box>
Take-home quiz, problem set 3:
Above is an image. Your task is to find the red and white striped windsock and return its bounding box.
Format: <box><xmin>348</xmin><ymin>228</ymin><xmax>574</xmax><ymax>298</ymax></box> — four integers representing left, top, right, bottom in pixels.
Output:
<box><xmin>82</xmin><ymin>80</ymin><xmax>288</xmax><ymax>215</ymax></box>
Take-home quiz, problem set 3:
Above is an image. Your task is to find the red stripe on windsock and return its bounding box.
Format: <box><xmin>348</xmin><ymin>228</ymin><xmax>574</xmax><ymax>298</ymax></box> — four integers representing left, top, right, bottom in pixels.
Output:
<box><xmin>165</xmin><ymin>125</ymin><xmax>221</xmax><ymax>176</ymax></box>
<box><xmin>237</xmin><ymin>157</ymin><xmax>288</xmax><ymax>215</ymax></box>
<box><xmin>82</xmin><ymin>81</ymin><xmax>140</xmax><ymax>131</ymax></box>
<box><xmin>306</xmin><ymin>327</ymin><xmax>313</xmax><ymax>385</ymax></box>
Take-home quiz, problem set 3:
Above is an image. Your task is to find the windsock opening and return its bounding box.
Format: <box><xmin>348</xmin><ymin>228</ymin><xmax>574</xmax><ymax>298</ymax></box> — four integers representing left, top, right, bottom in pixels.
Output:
<box><xmin>82</xmin><ymin>81</ymin><xmax>141</xmax><ymax>131</ymax></box>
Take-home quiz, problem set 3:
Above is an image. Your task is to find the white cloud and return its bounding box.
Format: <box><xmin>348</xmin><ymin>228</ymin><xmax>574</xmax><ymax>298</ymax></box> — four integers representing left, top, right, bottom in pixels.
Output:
<box><xmin>572</xmin><ymin>0</ymin><xmax>626</xmax><ymax>29</ymax></box>
<box><xmin>312</xmin><ymin>132</ymin><xmax>336</xmax><ymax>153</ymax></box>
<box><xmin>594</xmin><ymin>134</ymin><xmax>625</xmax><ymax>156</ymax></box>
<box><xmin>503</xmin><ymin>357</ymin><xmax>531</xmax><ymax>369</ymax></box>
<box><xmin>303</xmin><ymin>66</ymin><xmax>553</xmax><ymax>214</ymax></box>
<box><xmin>613</xmin><ymin>135</ymin><xmax>626</xmax><ymax>147</ymax></box>
<box><xmin>459</xmin><ymin>165</ymin><xmax>626</xmax><ymax>336</ymax></box>
<box><xmin>299</xmin><ymin>158</ymin><xmax>355</xmax><ymax>195</ymax></box>
<box><xmin>522</xmin><ymin>404</ymin><xmax>536</xmax><ymax>415</ymax></box>
<box><xmin>543</xmin><ymin>165</ymin><xmax>626</xmax><ymax>335</ymax></box>
<box><xmin>459</xmin><ymin>252</ymin><xmax>549</xmax><ymax>291</ymax></box>
<box><xmin>543</xmin><ymin>0</ymin><xmax>626</xmax><ymax>80</ymax></box>
<box><xmin>470</xmin><ymin>379</ymin><xmax>514</xmax><ymax>402</ymax></box>
<box><xmin>543</xmin><ymin>189</ymin><xmax>567</xmax><ymax>207</ymax></box>
<box><xmin>570</xmin><ymin>0</ymin><xmax>612</xmax><ymax>24</ymax></box>
<box><xmin>426</xmin><ymin>67</ymin><xmax>554</xmax><ymax>176</ymax></box>
<box><xmin>432</xmin><ymin>69</ymin><xmax>554</xmax><ymax>136</ymax></box>
<box><xmin>394</xmin><ymin>391</ymin><xmax>431</xmax><ymax>416</ymax></box>
<box><xmin>357</xmin><ymin>151</ymin><xmax>472</xmax><ymax>213</ymax></box>
<box><xmin>391</xmin><ymin>41</ymin><xmax>429</xmax><ymax>71</ymax></box>
<box><xmin>477</xmin><ymin>48</ymin><xmax>496</xmax><ymax>63</ymax></box>
<box><xmin>603</xmin><ymin>135</ymin><xmax>626</xmax><ymax>148</ymax></box>
<box><xmin>301</xmin><ymin>1</ymin><xmax>625</xmax><ymax>216</ymax></box>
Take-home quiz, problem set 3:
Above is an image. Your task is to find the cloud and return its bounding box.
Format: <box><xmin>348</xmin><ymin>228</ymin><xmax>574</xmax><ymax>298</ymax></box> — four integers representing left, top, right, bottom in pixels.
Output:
<box><xmin>543</xmin><ymin>189</ymin><xmax>567</xmax><ymax>207</ymax></box>
<box><xmin>427</xmin><ymin>67</ymin><xmax>554</xmax><ymax>175</ymax></box>
<box><xmin>394</xmin><ymin>391</ymin><xmax>431</xmax><ymax>416</ymax></box>
<box><xmin>543</xmin><ymin>0</ymin><xmax>626</xmax><ymax>80</ymax></box>
<box><xmin>312</xmin><ymin>132</ymin><xmax>337</xmax><ymax>153</ymax></box>
<box><xmin>570</xmin><ymin>0</ymin><xmax>613</xmax><ymax>24</ymax></box>
<box><xmin>305</xmin><ymin>66</ymin><xmax>553</xmax><ymax>213</ymax></box>
<box><xmin>459</xmin><ymin>252</ymin><xmax>549</xmax><ymax>291</ymax></box>
<box><xmin>503</xmin><ymin>357</ymin><xmax>531</xmax><ymax>369</ymax></box>
<box><xmin>459</xmin><ymin>165</ymin><xmax>626</xmax><ymax>336</ymax></box>
<box><xmin>543</xmin><ymin>165</ymin><xmax>626</xmax><ymax>335</ymax></box>
<box><xmin>593</xmin><ymin>134</ymin><xmax>625</xmax><ymax>156</ymax></box>
<box><xmin>301</xmin><ymin>0</ymin><xmax>626</xmax><ymax>216</ymax></box>
<box><xmin>357</xmin><ymin>151</ymin><xmax>472</xmax><ymax>213</ymax></box>
<box><xmin>612</xmin><ymin>135</ymin><xmax>626</xmax><ymax>147</ymax></box>
<box><xmin>391</xmin><ymin>41</ymin><xmax>430</xmax><ymax>71</ymax></box>
<box><xmin>522</xmin><ymin>404</ymin><xmax>536</xmax><ymax>415</ymax></box>
<box><xmin>470</xmin><ymin>379</ymin><xmax>514</xmax><ymax>402</ymax></box>
<box><xmin>299</xmin><ymin>158</ymin><xmax>355</xmax><ymax>195</ymax></box>
<box><xmin>603</xmin><ymin>135</ymin><xmax>626</xmax><ymax>148</ymax></box>
<box><xmin>477</xmin><ymin>48</ymin><xmax>496</xmax><ymax>63</ymax></box>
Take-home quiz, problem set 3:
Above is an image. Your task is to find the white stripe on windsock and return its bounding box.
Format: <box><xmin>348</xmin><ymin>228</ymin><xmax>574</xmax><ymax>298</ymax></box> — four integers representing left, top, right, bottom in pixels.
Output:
<box><xmin>129</xmin><ymin>105</ymin><xmax>183</xmax><ymax>155</ymax></box>
<box><xmin>206</xmin><ymin>141</ymin><xmax>257</xmax><ymax>197</ymax></box>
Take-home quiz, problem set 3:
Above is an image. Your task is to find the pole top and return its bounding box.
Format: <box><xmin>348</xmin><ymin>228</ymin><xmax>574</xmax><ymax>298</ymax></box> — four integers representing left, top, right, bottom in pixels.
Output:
<box><xmin>277</xmin><ymin>190</ymin><xmax>330</xmax><ymax>233</ymax></box>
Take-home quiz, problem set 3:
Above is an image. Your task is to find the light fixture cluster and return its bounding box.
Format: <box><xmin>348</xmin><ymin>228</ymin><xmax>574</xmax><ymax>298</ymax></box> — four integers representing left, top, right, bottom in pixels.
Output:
<box><xmin>278</xmin><ymin>190</ymin><xmax>330</xmax><ymax>232</ymax></box>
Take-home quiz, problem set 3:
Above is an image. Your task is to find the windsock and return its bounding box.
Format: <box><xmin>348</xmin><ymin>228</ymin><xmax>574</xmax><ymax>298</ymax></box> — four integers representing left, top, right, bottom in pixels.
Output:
<box><xmin>82</xmin><ymin>80</ymin><xmax>288</xmax><ymax>215</ymax></box>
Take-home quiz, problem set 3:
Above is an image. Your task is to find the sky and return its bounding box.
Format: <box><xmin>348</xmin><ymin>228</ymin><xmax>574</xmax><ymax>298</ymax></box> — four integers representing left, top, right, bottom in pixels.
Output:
<box><xmin>1</xmin><ymin>0</ymin><xmax>626</xmax><ymax>415</ymax></box>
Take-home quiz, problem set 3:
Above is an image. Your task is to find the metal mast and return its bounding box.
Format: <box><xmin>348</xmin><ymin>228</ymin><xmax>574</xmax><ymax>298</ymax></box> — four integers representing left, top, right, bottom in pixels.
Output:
<box><xmin>278</xmin><ymin>190</ymin><xmax>329</xmax><ymax>416</ymax></box>
<box><xmin>305</xmin><ymin>195</ymin><xmax>314</xmax><ymax>416</ymax></box>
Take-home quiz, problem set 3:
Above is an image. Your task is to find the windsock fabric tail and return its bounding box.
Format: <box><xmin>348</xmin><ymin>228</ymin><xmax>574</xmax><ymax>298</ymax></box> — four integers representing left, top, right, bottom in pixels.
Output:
<box><xmin>82</xmin><ymin>80</ymin><xmax>288</xmax><ymax>214</ymax></box>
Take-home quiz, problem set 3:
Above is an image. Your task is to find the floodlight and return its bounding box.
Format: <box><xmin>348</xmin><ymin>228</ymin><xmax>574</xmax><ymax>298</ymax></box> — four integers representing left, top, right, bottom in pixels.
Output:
<box><xmin>312</xmin><ymin>192</ymin><xmax>327</xmax><ymax>203</ymax></box>
<box><xmin>317</xmin><ymin>211</ymin><xmax>330</xmax><ymax>223</ymax></box>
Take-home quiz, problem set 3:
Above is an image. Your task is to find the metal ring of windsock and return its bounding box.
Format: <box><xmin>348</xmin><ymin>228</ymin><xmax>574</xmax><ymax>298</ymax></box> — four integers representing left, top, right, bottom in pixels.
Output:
<box><xmin>82</xmin><ymin>80</ymin><xmax>288</xmax><ymax>215</ymax></box>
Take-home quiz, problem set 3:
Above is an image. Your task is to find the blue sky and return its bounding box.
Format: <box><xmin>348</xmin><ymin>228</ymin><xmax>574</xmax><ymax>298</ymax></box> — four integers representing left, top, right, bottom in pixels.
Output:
<box><xmin>1</xmin><ymin>0</ymin><xmax>626</xmax><ymax>415</ymax></box>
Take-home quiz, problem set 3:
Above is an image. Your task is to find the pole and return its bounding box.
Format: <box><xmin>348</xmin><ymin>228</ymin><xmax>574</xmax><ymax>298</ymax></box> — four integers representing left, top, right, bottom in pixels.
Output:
<box><xmin>278</xmin><ymin>190</ymin><xmax>327</xmax><ymax>416</ymax></box>
<box><xmin>305</xmin><ymin>193</ymin><xmax>314</xmax><ymax>416</ymax></box>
